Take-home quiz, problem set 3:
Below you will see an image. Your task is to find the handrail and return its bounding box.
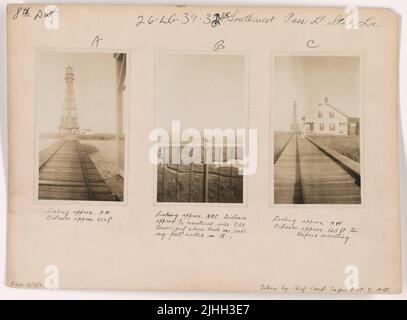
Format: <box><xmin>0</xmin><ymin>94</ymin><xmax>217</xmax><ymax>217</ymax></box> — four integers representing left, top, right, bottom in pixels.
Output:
<box><xmin>305</xmin><ymin>136</ymin><xmax>360</xmax><ymax>179</ymax></box>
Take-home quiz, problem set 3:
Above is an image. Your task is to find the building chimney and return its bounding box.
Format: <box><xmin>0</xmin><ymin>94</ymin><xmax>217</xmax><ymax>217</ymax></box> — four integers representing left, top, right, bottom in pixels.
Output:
<box><xmin>324</xmin><ymin>96</ymin><xmax>329</xmax><ymax>104</ymax></box>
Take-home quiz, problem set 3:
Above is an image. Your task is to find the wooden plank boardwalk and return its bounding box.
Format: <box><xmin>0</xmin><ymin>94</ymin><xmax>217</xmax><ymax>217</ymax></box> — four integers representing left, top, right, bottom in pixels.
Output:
<box><xmin>274</xmin><ymin>135</ymin><xmax>303</xmax><ymax>204</ymax></box>
<box><xmin>39</xmin><ymin>139</ymin><xmax>117</xmax><ymax>201</ymax></box>
<box><xmin>274</xmin><ymin>134</ymin><xmax>361</xmax><ymax>204</ymax></box>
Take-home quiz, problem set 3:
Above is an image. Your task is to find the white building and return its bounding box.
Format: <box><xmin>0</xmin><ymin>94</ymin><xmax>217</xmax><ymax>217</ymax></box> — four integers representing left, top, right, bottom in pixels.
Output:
<box><xmin>302</xmin><ymin>97</ymin><xmax>351</xmax><ymax>135</ymax></box>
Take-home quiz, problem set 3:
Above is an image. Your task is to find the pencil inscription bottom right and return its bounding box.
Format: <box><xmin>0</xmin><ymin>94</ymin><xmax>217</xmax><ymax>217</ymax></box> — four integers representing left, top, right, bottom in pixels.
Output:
<box><xmin>273</xmin><ymin>56</ymin><xmax>361</xmax><ymax>204</ymax></box>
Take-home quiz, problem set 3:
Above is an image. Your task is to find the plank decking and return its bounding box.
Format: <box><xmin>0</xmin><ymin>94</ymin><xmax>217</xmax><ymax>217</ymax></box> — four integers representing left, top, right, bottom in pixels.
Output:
<box><xmin>39</xmin><ymin>140</ymin><xmax>117</xmax><ymax>201</ymax></box>
<box><xmin>274</xmin><ymin>135</ymin><xmax>361</xmax><ymax>204</ymax></box>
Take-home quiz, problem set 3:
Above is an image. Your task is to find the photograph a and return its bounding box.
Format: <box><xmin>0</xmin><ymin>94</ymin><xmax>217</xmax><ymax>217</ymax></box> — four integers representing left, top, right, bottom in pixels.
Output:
<box><xmin>37</xmin><ymin>51</ymin><xmax>128</xmax><ymax>202</ymax></box>
<box><xmin>155</xmin><ymin>53</ymin><xmax>247</xmax><ymax>204</ymax></box>
<box><xmin>273</xmin><ymin>56</ymin><xmax>361</xmax><ymax>204</ymax></box>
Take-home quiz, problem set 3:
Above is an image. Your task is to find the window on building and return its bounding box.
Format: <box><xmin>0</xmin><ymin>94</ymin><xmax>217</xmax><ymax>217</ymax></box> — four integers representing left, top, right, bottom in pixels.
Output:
<box><xmin>339</xmin><ymin>123</ymin><xmax>347</xmax><ymax>135</ymax></box>
<box><xmin>318</xmin><ymin>111</ymin><xmax>323</xmax><ymax>118</ymax></box>
<box><xmin>329</xmin><ymin>111</ymin><xmax>335</xmax><ymax>118</ymax></box>
<box><xmin>329</xmin><ymin>123</ymin><xmax>336</xmax><ymax>131</ymax></box>
<box><xmin>319</xmin><ymin>123</ymin><xmax>324</xmax><ymax>131</ymax></box>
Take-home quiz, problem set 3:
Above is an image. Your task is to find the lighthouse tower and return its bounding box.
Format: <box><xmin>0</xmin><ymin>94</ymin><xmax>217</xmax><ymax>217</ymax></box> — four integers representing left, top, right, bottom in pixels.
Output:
<box><xmin>58</xmin><ymin>66</ymin><xmax>80</xmax><ymax>135</ymax></box>
<box><xmin>290</xmin><ymin>101</ymin><xmax>300</xmax><ymax>132</ymax></box>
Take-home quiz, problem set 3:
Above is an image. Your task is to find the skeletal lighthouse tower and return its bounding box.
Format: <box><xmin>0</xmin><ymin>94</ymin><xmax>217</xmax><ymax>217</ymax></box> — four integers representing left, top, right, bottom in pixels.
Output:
<box><xmin>58</xmin><ymin>66</ymin><xmax>80</xmax><ymax>134</ymax></box>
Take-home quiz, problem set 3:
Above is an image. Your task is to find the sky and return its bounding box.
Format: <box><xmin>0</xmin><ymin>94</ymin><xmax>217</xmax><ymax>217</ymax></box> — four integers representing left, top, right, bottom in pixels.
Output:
<box><xmin>155</xmin><ymin>54</ymin><xmax>247</xmax><ymax>131</ymax></box>
<box><xmin>38</xmin><ymin>51</ymin><xmax>119</xmax><ymax>134</ymax></box>
<box><xmin>273</xmin><ymin>56</ymin><xmax>360</xmax><ymax>131</ymax></box>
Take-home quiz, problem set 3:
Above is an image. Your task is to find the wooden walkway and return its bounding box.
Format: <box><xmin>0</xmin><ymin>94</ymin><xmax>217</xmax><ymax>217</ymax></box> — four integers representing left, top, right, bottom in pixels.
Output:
<box><xmin>157</xmin><ymin>163</ymin><xmax>243</xmax><ymax>203</ymax></box>
<box><xmin>274</xmin><ymin>135</ymin><xmax>361</xmax><ymax>204</ymax></box>
<box><xmin>39</xmin><ymin>139</ymin><xmax>117</xmax><ymax>201</ymax></box>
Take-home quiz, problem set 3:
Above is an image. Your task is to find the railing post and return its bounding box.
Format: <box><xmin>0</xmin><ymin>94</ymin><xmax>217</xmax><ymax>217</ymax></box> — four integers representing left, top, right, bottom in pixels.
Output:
<box><xmin>202</xmin><ymin>138</ymin><xmax>209</xmax><ymax>203</ymax></box>
<box><xmin>217</xmin><ymin>165</ymin><xmax>220</xmax><ymax>202</ymax></box>
<box><xmin>161</xmin><ymin>164</ymin><xmax>166</xmax><ymax>202</ymax></box>
<box><xmin>203</xmin><ymin>164</ymin><xmax>208</xmax><ymax>203</ymax></box>
<box><xmin>175</xmin><ymin>164</ymin><xmax>179</xmax><ymax>202</ymax></box>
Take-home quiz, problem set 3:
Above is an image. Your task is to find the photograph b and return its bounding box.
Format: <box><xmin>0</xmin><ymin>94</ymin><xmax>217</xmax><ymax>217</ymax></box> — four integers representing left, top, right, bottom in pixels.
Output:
<box><xmin>154</xmin><ymin>53</ymin><xmax>247</xmax><ymax>204</ymax></box>
<box><xmin>273</xmin><ymin>56</ymin><xmax>361</xmax><ymax>204</ymax></box>
<box><xmin>37</xmin><ymin>51</ymin><xmax>128</xmax><ymax>202</ymax></box>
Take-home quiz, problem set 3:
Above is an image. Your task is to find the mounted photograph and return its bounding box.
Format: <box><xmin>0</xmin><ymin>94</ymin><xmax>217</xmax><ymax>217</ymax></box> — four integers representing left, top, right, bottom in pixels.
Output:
<box><xmin>36</xmin><ymin>51</ymin><xmax>128</xmax><ymax>202</ymax></box>
<box><xmin>154</xmin><ymin>53</ymin><xmax>248</xmax><ymax>204</ymax></box>
<box><xmin>272</xmin><ymin>56</ymin><xmax>361</xmax><ymax>204</ymax></box>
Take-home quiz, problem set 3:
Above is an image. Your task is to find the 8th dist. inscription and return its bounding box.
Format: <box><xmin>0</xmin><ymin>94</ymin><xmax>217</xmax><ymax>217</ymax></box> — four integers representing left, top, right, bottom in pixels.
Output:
<box><xmin>155</xmin><ymin>211</ymin><xmax>247</xmax><ymax>240</ymax></box>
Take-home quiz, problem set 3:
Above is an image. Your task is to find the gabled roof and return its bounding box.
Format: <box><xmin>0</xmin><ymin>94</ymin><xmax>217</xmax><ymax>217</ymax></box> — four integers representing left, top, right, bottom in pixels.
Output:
<box><xmin>320</xmin><ymin>102</ymin><xmax>349</xmax><ymax>118</ymax></box>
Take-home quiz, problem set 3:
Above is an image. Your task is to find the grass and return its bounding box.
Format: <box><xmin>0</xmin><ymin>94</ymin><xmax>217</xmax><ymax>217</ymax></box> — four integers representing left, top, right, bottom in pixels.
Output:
<box><xmin>310</xmin><ymin>135</ymin><xmax>360</xmax><ymax>163</ymax></box>
<box><xmin>82</xmin><ymin>140</ymin><xmax>124</xmax><ymax>201</ymax></box>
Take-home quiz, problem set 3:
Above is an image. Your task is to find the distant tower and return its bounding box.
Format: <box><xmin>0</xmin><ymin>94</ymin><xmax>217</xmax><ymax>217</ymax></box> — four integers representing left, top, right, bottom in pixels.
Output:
<box><xmin>59</xmin><ymin>66</ymin><xmax>79</xmax><ymax>134</ymax></box>
<box><xmin>290</xmin><ymin>101</ymin><xmax>300</xmax><ymax>131</ymax></box>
